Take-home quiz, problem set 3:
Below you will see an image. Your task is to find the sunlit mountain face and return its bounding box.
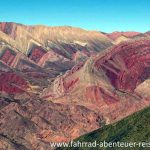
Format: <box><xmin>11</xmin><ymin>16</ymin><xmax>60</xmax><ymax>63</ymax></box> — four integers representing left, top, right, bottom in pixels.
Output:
<box><xmin>0</xmin><ymin>22</ymin><xmax>150</xmax><ymax>150</ymax></box>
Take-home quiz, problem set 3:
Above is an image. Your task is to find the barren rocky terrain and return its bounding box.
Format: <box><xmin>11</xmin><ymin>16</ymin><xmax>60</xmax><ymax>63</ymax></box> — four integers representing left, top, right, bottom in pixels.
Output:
<box><xmin>0</xmin><ymin>22</ymin><xmax>150</xmax><ymax>149</ymax></box>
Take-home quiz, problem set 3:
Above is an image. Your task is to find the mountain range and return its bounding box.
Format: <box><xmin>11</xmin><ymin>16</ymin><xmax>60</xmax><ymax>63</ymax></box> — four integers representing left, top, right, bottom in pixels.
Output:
<box><xmin>0</xmin><ymin>22</ymin><xmax>150</xmax><ymax>150</ymax></box>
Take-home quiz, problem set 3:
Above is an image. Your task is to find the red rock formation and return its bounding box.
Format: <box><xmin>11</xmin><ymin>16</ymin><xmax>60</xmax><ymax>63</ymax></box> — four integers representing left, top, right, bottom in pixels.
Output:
<box><xmin>38</xmin><ymin>50</ymin><xmax>67</xmax><ymax>67</ymax></box>
<box><xmin>28</xmin><ymin>46</ymin><xmax>46</xmax><ymax>63</ymax></box>
<box><xmin>0</xmin><ymin>49</ymin><xmax>16</xmax><ymax>66</ymax></box>
<box><xmin>107</xmin><ymin>31</ymin><xmax>141</xmax><ymax>40</ymax></box>
<box><xmin>0</xmin><ymin>22</ymin><xmax>150</xmax><ymax>149</ymax></box>
<box><xmin>0</xmin><ymin>22</ymin><xmax>17</xmax><ymax>39</ymax></box>
<box><xmin>63</xmin><ymin>78</ymin><xmax>79</xmax><ymax>91</ymax></box>
<box><xmin>85</xmin><ymin>86</ymin><xmax>118</xmax><ymax>104</ymax></box>
<box><xmin>94</xmin><ymin>39</ymin><xmax>150</xmax><ymax>91</ymax></box>
<box><xmin>0</xmin><ymin>72</ymin><xmax>29</xmax><ymax>94</ymax></box>
<box><xmin>41</xmin><ymin>39</ymin><xmax>150</xmax><ymax>126</ymax></box>
<box><xmin>0</xmin><ymin>22</ymin><xmax>113</xmax><ymax>58</ymax></box>
<box><xmin>69</xmin><ymin>62</ymin><xmax>84</xmax><ymax>74</ymax></box>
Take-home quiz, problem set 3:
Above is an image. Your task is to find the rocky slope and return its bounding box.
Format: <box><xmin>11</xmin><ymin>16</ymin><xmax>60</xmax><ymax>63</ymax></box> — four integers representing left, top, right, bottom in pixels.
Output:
<box><xmin>0</xmin><ymin>22</ymin><xmax>150</xmax><ymax>149</ymax></box>
<box><xmin>106</xmin><ymin>31</ymin><xmax>141</xmax><ymax>40</ymax></box>
<box><xmin>0</xmin><ymin>22</ymin><xmax>114</xmax><ymax>80</ymax></box>
<box><xmin>0</xmin><ymin>95</ymin><xmax>104</xmax><ymax>150</ymax></box>
<box><xmin>42</xmin><ymin>39</ymin><xmax>150</xmax><ymax>124</ymax></box>
<box><xmin>0</xmin><ymin>22</ymin><xmax>113</xmax><ymax>58</ymax></box>
<box><xmin>0</xmin><ymin>22</ymin><xmax>114</xmax><ymax>149</ymax></box>
<box><xmin>106</xmin><ymin>31</ymin><xmax>150</xmax><ymax>44</ymax></box>
<box><xmin>61</xmin><ymin>106</ymin><xmax>150</xmax><ymax>150</ymax></box>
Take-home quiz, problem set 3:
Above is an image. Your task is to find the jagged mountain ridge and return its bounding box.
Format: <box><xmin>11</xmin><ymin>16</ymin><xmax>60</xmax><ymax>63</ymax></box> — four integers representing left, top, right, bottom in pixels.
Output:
<box><xmin>42</xmin><ymin>39</ymin><xmax>150</xmax><ymax>124</ymax></box>
<box><xmin>0</xmin><ymin>22</ymin><xmax>114</xmax><ymax>86</ymax></box>
<box><xmin>0</xmin><ymin>22</ymin><xmax>115</xmax><ymax>149</ymax></box>
<box><xmin>0</xmin><ymin>22</ymin><xmax>113</xmax><ymax>57</ymax></box>
<box><xmin>0</xmin><ymin>22</ymin><xmax>150</xmax><ymax>149</ymax></box>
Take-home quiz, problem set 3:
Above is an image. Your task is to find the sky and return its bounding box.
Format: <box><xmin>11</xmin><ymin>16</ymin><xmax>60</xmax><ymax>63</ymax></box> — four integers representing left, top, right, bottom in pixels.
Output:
<box><xmin>0</xmin><ymin>0</ymin><xmax>150</xmax><ymax>32</ymax></box>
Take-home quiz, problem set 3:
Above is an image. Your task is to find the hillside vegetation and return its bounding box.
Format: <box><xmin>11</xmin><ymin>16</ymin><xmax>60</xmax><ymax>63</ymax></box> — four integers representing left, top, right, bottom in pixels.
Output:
<box><xmin>61</xmin><ymin>106</ymin><xmax>150</xmax><ymax>150</ymax></box>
